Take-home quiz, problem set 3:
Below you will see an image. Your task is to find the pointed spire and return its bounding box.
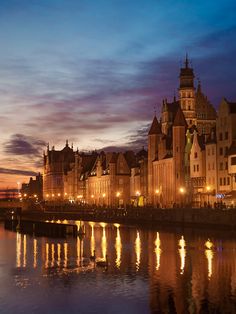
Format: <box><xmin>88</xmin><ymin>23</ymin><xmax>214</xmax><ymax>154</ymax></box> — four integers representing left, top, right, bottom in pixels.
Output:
<box><xmin>148</xmin><ymin>116</ymin><xmax>162</xmax><ymax>135</ymax></box>
<box><xmin>173</xmin><ymin>107</ymin><xmax>187</xmax><ymax>127</ymax></box>
<box><xmin>197</xmin><ymin>78</ymin><xmax>201</xmax><ymax>92</ymax></box>
<box><xmin>185</xmin><ymin>53</ymin><xmax>189</xmax><ymax>68</ymax></box>
<box><xmin>66</xmin><ymin>139</ymin><xmax>69</xmax><ymax>147</ymax></box>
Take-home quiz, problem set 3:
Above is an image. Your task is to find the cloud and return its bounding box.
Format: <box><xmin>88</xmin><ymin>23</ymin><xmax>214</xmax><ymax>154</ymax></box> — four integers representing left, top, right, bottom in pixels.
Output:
<box><xmin>4</xmin><ymin>134</ymin><xmax>46</xmax><ymax>157</ymax></box>
<box><xmin>0</xmin><ymin>167</ymin><xmax>37</xmax><ymax>176</ymax></box>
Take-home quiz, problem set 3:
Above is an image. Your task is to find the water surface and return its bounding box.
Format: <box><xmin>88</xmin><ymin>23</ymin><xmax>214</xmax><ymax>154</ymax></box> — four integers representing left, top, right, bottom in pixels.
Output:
<box><xmin>0</xmin><ymin>221</ymin><xmax>236</xmax><ymax>313</ymax></box>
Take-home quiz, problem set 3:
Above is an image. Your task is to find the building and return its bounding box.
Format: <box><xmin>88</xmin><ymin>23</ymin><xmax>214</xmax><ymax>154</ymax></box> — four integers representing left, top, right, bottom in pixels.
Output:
<box><xmin>42</xmin><ymin>57</ymin><xmax>236</xmax><ymax>208</ymax></box>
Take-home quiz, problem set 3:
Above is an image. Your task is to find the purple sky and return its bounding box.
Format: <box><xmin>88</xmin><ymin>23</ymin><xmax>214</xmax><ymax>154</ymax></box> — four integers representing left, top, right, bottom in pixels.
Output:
<box><xmin>0</xmin><ymin>0</ymin><xmax>236</xmax><ymax>188</ymax></box>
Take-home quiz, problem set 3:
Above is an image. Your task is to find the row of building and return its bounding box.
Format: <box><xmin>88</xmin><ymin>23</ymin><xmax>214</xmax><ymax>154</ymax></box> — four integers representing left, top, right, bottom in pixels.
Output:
<box><xmin>41</xmin><ymin>56</ymin><xmax>236</xmax><ymax>208</ymax></box>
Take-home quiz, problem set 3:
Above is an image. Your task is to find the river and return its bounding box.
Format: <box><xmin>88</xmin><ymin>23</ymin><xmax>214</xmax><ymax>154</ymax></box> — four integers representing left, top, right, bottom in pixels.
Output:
<box><xmin>0</xmin><ymin>220</ymin><xmax>236</xmax><ymax>313</ymax></box>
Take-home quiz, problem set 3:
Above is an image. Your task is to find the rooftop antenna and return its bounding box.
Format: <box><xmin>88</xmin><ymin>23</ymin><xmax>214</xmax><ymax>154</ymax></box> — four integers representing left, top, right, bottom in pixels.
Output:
<box><xmin>185</xmin><ymin>53</ymin><xmax>189</xmax><ymax>68</ymax></box>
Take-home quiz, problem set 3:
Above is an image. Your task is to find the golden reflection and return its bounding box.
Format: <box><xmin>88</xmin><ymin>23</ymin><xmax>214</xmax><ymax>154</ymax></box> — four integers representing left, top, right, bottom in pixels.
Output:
<box><xmin>101</xmin><ymin>224</ymin><xmax>107</xmax><ymax>259</ymax></box>
<box><xmin>135</xmin><ymin>231</ymin><xmax>141</xmax><ymax>271</ymax></box>
<box><xmin>51</xmin><ymin>243</ymin><xmax>55</xmax><ymax>267</ymax></box>
<box><xmin>77</xmin><ymin>237</ymin><xmax>83</xmax><ymax>266</ymax></box>
<box><xmin>90</xmin><ymin>222</ymin><xmax>95</xmax><ymax>256</ymax></box>
<box><xmin>64</xmin><ymin>243</ymin><xmax>68</xmax><ymax>268</ymax></box>
<box><xmin>45</xmin><ymin>243</ymin><xmax>49</xmax><ymax>268</ymax></box>
<box><xmin>115</xmin><ymin>225</ymin><xmax>122</xmax><ymax>268</ymax></box>
<box><xmin>23</xmin><ymin>235</ymin><xmax>27</xmax><ymax>268</ymax></box>
<box><xmin>178</xmin><ymin>235</ymin><xmax>186</xmax><ymax>275</ymax></box>
<box><xmin>57</xmin><ymin>243</ymin><xmax>61</xmax><ymax>266</ymax></box>
<box><xmin>205</xmin><ymin>239</ymin><xmax>214</xmax><ymax>278</ymax></box>
<box><xmin>16</xmin><ymin>232</ymin><xmax>21</xmax><ymax>268</ymax></box>
<box><xmin>154</xmin><ymin>232</ymin><xmax>161</xmax><ymax>270</ymax></box>
<box><xmin>33</xmin><ymin>239</ymin><xmax>37</xmax><ymax>268</ymax></box>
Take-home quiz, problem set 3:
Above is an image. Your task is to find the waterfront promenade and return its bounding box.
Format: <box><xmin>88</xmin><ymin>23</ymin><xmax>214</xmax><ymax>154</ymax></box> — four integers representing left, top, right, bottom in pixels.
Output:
<box><xmin>14</xmin><ymin>202</ymin><xmax>236</xmax><ymax>230</ymax></box>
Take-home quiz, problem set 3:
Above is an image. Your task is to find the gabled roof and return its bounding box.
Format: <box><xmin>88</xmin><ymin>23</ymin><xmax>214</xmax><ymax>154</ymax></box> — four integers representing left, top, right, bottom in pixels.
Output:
<box><xmin>148</xmin><ymin>116</ymin><xmax>162</xmax><ymax>135</ymax></box>
<box><xmin>173</xmin><ymin>107</ymin><xmax>187</xmax><ymax>127</ymax></box>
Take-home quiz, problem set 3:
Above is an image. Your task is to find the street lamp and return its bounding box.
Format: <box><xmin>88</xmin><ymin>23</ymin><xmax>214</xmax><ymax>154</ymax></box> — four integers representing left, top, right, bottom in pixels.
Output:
<box><xmin>155</xmin><ymin>189</ymin><xmax>160</xmax><ymax>207</ymax></box>
<box><xmin>179</xmin><ymin>187</ymin><xmax>186</xmax><ymax>207</ymax></box>
<box><xmin>206</xmin><ymin>185</ymin><xmax>211</xmax><ymax>206</ymax></box>
<box><xmin>116</xmin><ymin>192</ymin><xmax>120</xmax><ymax>208</ymax></box>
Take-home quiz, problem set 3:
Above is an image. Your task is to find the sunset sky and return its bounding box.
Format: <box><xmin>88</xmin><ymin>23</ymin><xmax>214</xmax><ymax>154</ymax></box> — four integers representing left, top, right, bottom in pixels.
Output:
<box><xmin>0</xmin><ymin>0</ymin><xmax>236</xmax><ymax>188</ymax></box>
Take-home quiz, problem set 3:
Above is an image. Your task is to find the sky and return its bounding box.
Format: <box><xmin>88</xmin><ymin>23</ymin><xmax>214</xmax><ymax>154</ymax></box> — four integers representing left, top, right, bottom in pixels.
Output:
<box><xmin>0</xmin><ymin>0</ymin><xmax>236</xmax><ymax>188</ymax></box>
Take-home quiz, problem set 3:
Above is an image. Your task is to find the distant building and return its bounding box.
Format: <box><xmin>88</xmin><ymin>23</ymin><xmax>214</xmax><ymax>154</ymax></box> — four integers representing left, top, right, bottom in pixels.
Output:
<box><xmin>21</xmin><ymin>173</ymin><xmax>43</xmax><ymax>200</ymax></box>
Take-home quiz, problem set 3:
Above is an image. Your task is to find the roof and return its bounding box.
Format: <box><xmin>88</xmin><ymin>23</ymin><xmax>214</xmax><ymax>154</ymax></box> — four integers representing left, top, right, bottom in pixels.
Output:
<box><xmin>173</xmin><ymin>107</ymin><xmax>187</xmax><ymax>127</ymax></box>
<box><xmin>148</xmin><ymin>116</ymin><xmax>162</xmax><ymax>135</ymax></box>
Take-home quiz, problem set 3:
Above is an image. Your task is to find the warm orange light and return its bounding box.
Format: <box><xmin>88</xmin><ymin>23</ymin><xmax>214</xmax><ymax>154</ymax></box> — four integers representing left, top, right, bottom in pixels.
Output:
<box><xmin>136</xmin><ymin>191</ymin><xmax>140</xmax><ymax>196</ymax></box>
<box><xmin>102</xmin><ymin>193</ymin><xmax>106</xmax><ymax>198</ymax></box>
<box><xmin>57</xmin><ymin>193</ymin><xmax>61</xmax><ymax>197</ymax></box>
<box><xmin>34</xmin><ymin>194</ymin><xmax>37</xmax><ymax>198</ymax></box>
<box><xmin>179</xmin><ymin>187</ymin><xmax>185</xmax><ymax>194</ymax></box>
<box><xmin>116</xmin><ymin>192</ymin><xmax>120</xmax><ymax>197</ymax></box>
<box><xmin>91</xmin><ymin>195</ymin><xmax>94</xmax><ymax>198</ymax></box>
<box><xmin>155</xmin><ymin>189</ymin><xmax>160</xmax><ymax>194</ymax></box>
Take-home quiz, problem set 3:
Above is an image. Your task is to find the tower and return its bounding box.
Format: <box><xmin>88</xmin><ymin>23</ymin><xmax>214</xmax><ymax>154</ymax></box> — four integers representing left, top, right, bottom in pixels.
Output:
<box><xmin>172</xmin><ymin>107</ymin><xmax>187</xmax><ymax>204</ymax></box>
<box><xmin>148</xmin><ymin>115</ymin><xmax>162</xmax><ymax>204</ymax></box>
<box><xmin>179</xmin><ymin>55</ymin><xmax>196</xmax><ymax>127</ymax></box>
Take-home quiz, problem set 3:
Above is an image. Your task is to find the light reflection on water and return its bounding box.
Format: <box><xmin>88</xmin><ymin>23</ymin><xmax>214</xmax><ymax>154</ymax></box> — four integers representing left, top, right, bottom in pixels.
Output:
<box><xmin>1</xmin><ymin>221</ymin><xmax>236</xmax><ymax>313</ymax></box>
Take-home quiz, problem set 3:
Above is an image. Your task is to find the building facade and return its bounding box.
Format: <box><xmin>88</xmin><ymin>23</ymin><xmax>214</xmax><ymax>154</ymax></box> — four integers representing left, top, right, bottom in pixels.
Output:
<box><xmin>42</xmin><ymin>57</ymin><xmax>236</xmax><ymax>208</ymax></box>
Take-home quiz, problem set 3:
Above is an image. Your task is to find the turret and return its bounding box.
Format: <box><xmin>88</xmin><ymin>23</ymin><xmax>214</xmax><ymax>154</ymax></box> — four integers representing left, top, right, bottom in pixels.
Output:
<box><xmin>172</xmin><ymin>107</ymin><xmax>187</xmax><ymax>204</ymax></box>
<box><xmin>148</xmin><ymin>115</ymin><xmax>162</xmax><ymax>204</ymax></box>
<box><xmin>179</xmin><ymin>54</ymin><xmax>196</xmax><ymax>127</ymax></box>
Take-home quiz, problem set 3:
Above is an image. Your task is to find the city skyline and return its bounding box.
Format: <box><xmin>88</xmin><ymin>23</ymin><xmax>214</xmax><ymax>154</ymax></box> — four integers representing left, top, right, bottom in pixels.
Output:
<box><xmin>0</xmin><ymin>0</ymin><xmax>236</xmax><ymax>188</ymax></box>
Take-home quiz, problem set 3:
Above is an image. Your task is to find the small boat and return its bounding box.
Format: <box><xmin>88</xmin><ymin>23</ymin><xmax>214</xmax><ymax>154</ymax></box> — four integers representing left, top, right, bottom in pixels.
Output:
<box><xmin>96</xmin><ymin>255</ymin><xmax>108</xmax><ymax>267</ymax></box>
<box><xmin>90</xmin><ymin>250</ymin><xmax>96</xmax><ymax>261</ymax></box>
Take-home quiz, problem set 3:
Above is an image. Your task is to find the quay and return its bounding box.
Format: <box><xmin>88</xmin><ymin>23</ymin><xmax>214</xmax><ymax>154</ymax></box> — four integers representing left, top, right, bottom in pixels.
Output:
<box><xmin>4</xmin><ymin>218</ymin><xmax>78</xmax><ymax>238</ymax></box>
<box><xmin>13</xmin><ymin>203</ymin><xmax>236</xmax><ymax>230</ymax></box>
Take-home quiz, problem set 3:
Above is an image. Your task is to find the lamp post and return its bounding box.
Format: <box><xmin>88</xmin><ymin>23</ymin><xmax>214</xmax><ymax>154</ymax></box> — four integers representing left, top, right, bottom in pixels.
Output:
<box><xmin>179</xmin><ymin>187</ymin><xmax>186</xmax><ymax>207</ymax></box>
<box><xmin>206</xmin><ymin>186</ymin><xmax>211</xmax><ymax>207</ymax></box>
<box><xmin>155</xmin><ymin>189</ymin><xmax>160</xmax><ymax>208</ymax></box>
<box><xmin>116</xmin><ymin>192</ymin><xmax>120</xmax><ymax>208</ymax></box>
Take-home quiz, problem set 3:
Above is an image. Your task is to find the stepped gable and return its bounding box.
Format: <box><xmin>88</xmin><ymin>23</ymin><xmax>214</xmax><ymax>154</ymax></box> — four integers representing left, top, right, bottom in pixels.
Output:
<box><xmin>173</xmin><ymin>107</ymin><xmax>187</xmax><ymax>127</ymax></box>
<box><xmin>148</xmin><ymin>116</ymin><xmax>162</xmax><ymax>135</ymax></box>
<box><xmin>195</xmin><ymin>81</ymin><xmax>216</xmax><ymax>120</ymax></box>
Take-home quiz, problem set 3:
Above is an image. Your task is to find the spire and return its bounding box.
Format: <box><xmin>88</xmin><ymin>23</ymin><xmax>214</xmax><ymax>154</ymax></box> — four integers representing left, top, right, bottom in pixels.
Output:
<box><xmin>65</xmin><ymin>139</ymin><xmax>69</xmax><ymax>147</ymax></box>
<box><xmin>197</xmin><ymin>78</ymin><xmax>201</xmax><ymax>93</ymax></box>
<box><xmin>148</xmin><ymin>116</ymin><xmax>162</xmax><ymax>135</ymax></box>
<box><xmin>173</xmin><ymin>107</ymin><xmax>187</xmax><ymax>127</ymax></box>
<box><xmin>185</xmin><ymin>53</ymin><xmax>189</xmax><ymax>68</ymax></box>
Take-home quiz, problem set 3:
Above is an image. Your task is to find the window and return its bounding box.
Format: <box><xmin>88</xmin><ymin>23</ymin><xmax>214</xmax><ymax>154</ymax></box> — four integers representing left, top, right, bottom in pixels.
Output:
<box><xmin>227</xmin><ymin>177</ymin><xmax>230</xmax><ymax>185</ymax></box>
<box><xmin>197</xmin><ymin>165</ymin><xmax>199</xmax><ymax>172</ymax></box>
<box><xmin>219</xmin><ymin>133</ymin><xmax>223</xmax><ymax>141</ymax></box>
<box><xmin>225</xmin><ymin>132</ymin><xmax>228</xmax><ymax>140</ymax></box>
<box><xmin>231</xmin><ymin>157</ymin><xmax>236</xmax><ymax>165</ymax></box>
<box><xmin>220</xmin><ymin>178</ymin><xmax>222</xmax><ymax>185</ymax></box>
<box><xmin>194</xmin><ymin>152</ymin><xmax>198</xmax><ymax>158</ymax></box>
<box><xmin>219</xmin><ymin>147</ymin><xmax>223</xmax><ymax>155</ymax></box>
<box><xmin>225</xmin><ymin>147</ymin><xmax>228</xmax><ymax>155</ymax></box>
<box><xmin>225</xmin><ymin>162</ymin><xmax>228</xmax><ymax>170</ymax></box>
<box><xmin>212</xmin><ymin>162</ymin><xmax>215</xmax><ymax>170</ymax></box>
<box><xmin>193</xmin><ymin>165</ymin><xmax>196</xmax><ymax>172</ymax></box>
<box><xmin>223</xmin><ymin>178</ymin><xmax>226</xmax><ymax>185</ymax></box>
<box><xmin>220</xmin><ymin>162</ymin><xmax>223</xmax><ymax>170</ymax></box>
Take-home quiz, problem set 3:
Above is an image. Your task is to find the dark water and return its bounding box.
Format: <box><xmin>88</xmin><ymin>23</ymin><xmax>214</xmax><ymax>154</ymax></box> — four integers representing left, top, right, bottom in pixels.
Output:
<box><xmin>1</xmin><ymin>220</ymin><xmax>236</xmax><ymax>314</ymax></box>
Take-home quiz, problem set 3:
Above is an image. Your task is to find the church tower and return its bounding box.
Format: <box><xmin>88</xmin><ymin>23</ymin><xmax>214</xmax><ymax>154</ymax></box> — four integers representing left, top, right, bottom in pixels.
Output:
<box><xmin>179</xmin><ymin>55</ymin><xmax>196</xmax><ymax>127</ymax></box>
<box><xmin>148</xmin><ymin>115</ymin><xmax>162</xmax><ymax>204</ymax></box>
<box><xmin>172</xmin><ymin>107</ymin><xmax>187</xmax><ymax>204</ymax></box>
